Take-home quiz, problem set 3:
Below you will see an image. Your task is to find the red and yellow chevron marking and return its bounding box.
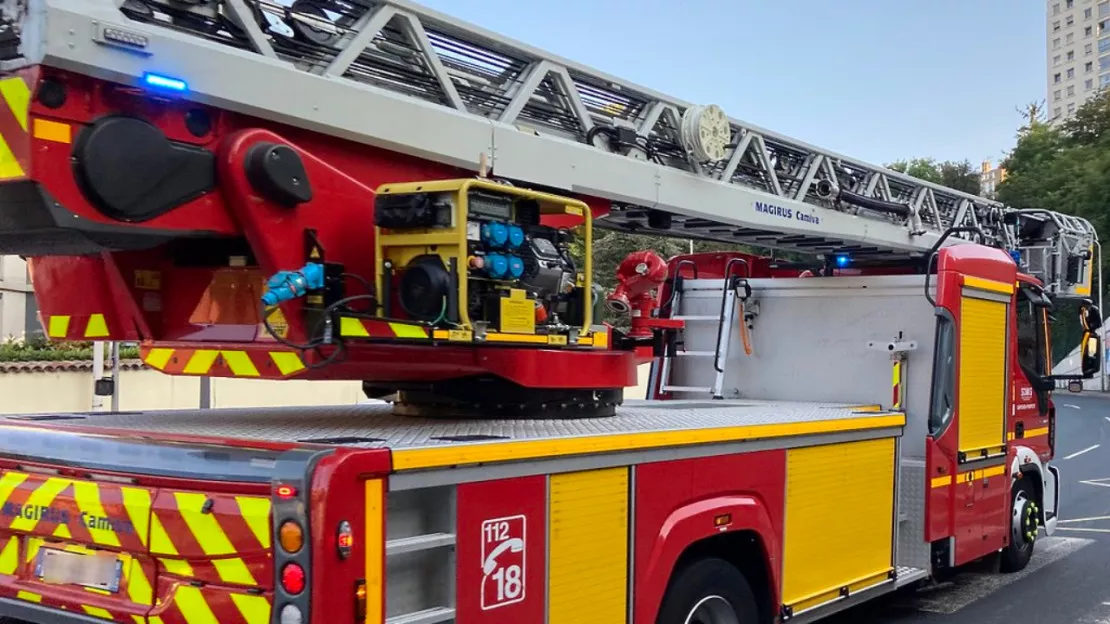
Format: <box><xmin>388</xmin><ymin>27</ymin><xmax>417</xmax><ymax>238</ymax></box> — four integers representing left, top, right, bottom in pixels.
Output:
<box><xmin>46</xmin><ymin>313</ymin><xmax>113</xmax><ymax>340</ymax></box>
<box><xmin>0</xmin><ymin>470</ymin><xmax>275</xmax><ymax>622</ymax></box>
<box><xmin>150</xmin><ymin>579</ymin><xmax>272</xmax><ymax>624</ymax></box>
<box><xmin>142</xmin><ymin>346</ymin><xmax>307</xmax><ymax>379</ymax></box>
<box><xmin>0</xmin><ymin>73</ymin><xmax>30</xmax><ymax>180</ymax></box>
<box><xmin>150</xmin><ymin>491</ymin><xmax>273</xmax><ymax>589</ymax></box>
<box><xmin>339</xmin><ymin>316</ymin><xmax>611</xmax><ymax>348</ymax></box>
<box><xmin>339</xmin><ymin>316</ymin><xmax>431</xmax><ymax>340</ymax></box>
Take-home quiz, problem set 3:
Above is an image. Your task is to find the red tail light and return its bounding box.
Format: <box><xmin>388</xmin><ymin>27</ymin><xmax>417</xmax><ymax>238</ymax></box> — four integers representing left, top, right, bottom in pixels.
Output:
<box><xmin>276</xmin><ymin>484</ymin><xmax>298</xmax><ymax>499</ymax></box>
<box><xmin>281</xmin><ymin>563</ymin><xmax>306</xmax><ymax>594</ymax></box>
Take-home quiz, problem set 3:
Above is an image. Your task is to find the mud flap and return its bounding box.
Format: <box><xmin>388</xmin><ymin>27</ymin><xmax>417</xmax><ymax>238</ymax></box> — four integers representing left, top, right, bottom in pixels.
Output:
<box><xmin>1044</xmin><ymin>463</ymin><xmax>1060</xmax><ymax>535</ymax></box>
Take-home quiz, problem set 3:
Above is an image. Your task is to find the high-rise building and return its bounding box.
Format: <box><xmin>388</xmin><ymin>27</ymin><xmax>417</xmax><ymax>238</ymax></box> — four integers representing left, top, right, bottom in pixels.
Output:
<box><xmin>1048</xmin><ymin>0</ymin><xmax>1109</xmax><ymax>121</ymax></box>
<box><xmin>980</xmin><ymin>160</ymin><xmax>1007</xmax><ymax>199</ymax></box>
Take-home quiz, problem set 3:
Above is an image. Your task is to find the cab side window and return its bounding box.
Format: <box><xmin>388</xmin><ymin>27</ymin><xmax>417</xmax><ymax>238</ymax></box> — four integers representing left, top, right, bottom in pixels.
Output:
<box><xmin>929</xmin><ymin>314</ymin><xmax>955</xmax><ymax>436</ymax></box>
<box><xmin>1016</xmin><ymin>288</ymin><xmax>1049</xmax><ymax>379</ymax></box>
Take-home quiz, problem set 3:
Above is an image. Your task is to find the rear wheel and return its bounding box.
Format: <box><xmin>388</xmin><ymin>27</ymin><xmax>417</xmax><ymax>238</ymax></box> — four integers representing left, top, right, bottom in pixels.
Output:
<box><xmin>656</xmin><ymin>557</ymin><xmax>760</xmax><ymax>624</ymax></box>
<box><xmin>1000</xmin><ymin>479</ymin><xmax>1039</xmax><ymax>572</ymax></box>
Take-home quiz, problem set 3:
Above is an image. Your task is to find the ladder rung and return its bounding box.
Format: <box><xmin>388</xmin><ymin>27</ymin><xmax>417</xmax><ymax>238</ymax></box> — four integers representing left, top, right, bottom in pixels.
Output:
<box><xmin>386</xmin><ymin>608</ymin><xmax>456</xmax><ymax>624</ymax></box>
<box><xmin>677</xmin><ymin>351</ymin><xmax>716</xmax><ymax>357</ymax></box>
<box><xmin>663</xmin><ymin>386</ymin><xmax>712</xmax><ymax>393</ymax></box>
<box><xmin>673</xmin><ymin>315</ymin><xmax>719</xmax><ymax>321</ymax></box>
<box><xmin>386</xmin><ymin>533</ymin><xmax>456</xmax><ymax>556</ymax></box>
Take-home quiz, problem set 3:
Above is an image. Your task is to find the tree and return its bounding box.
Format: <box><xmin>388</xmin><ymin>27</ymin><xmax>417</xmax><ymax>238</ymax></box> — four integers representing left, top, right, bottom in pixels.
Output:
<box><xmin>997</xmin><ymin>90</ymin><xmax>1110</xmax><ymax>363</ymax></box>
<box><xmin>885</xmin><ymin>157</ymin><xmax>982</xmax><ymax>195</ymax></box>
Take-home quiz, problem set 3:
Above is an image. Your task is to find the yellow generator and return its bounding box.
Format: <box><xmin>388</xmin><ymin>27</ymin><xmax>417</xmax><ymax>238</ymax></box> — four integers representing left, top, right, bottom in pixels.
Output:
<box><xmin>371</xmin><ymin>179</ymin><xmax>597</xmax><ymax>347</ymax></box>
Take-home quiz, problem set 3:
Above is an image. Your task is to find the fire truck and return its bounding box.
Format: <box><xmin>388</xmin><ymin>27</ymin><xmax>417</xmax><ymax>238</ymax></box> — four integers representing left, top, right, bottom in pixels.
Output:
<box><xmin>0</xmin><ymin>0</ymin><xmax>1103</xmax><ymax>623</ymax></box>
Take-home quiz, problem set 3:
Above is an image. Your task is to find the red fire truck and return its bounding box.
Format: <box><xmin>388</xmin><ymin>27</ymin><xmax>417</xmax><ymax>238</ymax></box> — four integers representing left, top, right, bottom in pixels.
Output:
<box><xmin>0</xmin><ymin>1</ymin><xmax>1102</xmax><ymax>623</ymax></box>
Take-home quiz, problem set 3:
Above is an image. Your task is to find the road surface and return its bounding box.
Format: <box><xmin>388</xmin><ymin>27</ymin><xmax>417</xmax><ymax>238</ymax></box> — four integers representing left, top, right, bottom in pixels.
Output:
<box><xmin>825</xmin><ymin>392</ymin><xmax>1110</xmax><ymax>623</ymax></box>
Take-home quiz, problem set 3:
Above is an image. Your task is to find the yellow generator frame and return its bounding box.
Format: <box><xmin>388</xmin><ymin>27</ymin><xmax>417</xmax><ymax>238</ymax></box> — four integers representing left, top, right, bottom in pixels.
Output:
<box><xmin>369</xmin><ymin>178</ymin><xmax>595</xmax><ymax>347</ymax></box>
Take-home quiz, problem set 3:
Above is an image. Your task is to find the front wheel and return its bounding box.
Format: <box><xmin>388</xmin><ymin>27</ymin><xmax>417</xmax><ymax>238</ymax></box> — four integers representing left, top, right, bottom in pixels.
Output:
<box><xmin>1000</xmin><ymin>479</ymin><xmax>1039</xmax><ymax>572</ymax></box>
<box><xmin>656</xmin><ymin>557</ymin><xmax>759</xmax><ymax>624</ymax></box>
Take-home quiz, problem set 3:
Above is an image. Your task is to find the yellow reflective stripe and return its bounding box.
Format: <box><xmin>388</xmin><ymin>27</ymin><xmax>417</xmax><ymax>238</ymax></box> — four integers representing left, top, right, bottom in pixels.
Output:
<box><xmin>393</xmin><ymin>413</ymin><xmax>906</xmax><ymax>470</ymax></box>
<box><xmin>0</xmin><ymin>471</ymin><xmax>28</xmax><ymax>509</ymax></box>
<box><xmin>159</xmin><ymin>557</ymin><xmax>194</xmax><ymax>577</ymax></box>
<box><xmin>340</xmin><ymin>317</ymin><xmax>370</xmax><ymax>337</ymax></box>
<box><xmin>230</xmin><ymin>593</ymin><xmax>271</xmax><ymax>624</ymax></box>
<box><xmin>183</xmin><ymin>350</ymin><xmax>219</xmax><ymax>375</ymax></box>
<box><xmin>71</xmin><ymin>481</ymin><xmax>121</xmax><ymax>547</ymax></box>
<box><xmin>270</xmin><ymin>351</ymin><xmax>305</xmax><ymax>376</ymax></box>
<box><xmin>81</xmin><ymin>605</ymin><xmax>113</xmax><ymax>620</ymax></box>
<box><xmin>0</xmin><ymin>133</ymin><xmax>22</xmax><ymax>178</ymax></box>
<box><xmin>16</xmin><ymin>590</ymin><xmax>41</xmax><ymax>603</ymax></box>
<box><xmin>143</xmin><ymin>348</ymin><xmax>175</xmax><ymax>371</ymax></box>
<box><xmin>1025</xmin><ymin>426</ymin><xmax>1050</xmax><ymax>437</ymax></box>
<box><xmin>0</xmin><ymin>77</ymin><xmax>30</xmax><ymax>131</ymax></box>
<box><xmin>32</xmin><ymin>118</ymin><xmax>70</xmax><ymax>144</ymax></box>
<box><xmin>52</xmin><ymin>524</ymin><xmax>71</xmax><ymax>539</ymax></box>
<box><xmin>174</xmin><ymin>585</ymin><xmax>220</xmax><ymax>624</ymax></box>
<box><xmin>150</xmin><ymin>616</ymin><xmax>165</xmax><ymax>624</ymax></box>
<box><xmin>930</xmin><ymin>475</ymin><xmax>952</xmax><ymax>489</ymax></box>
<box><xmin>120</xmin><ymin>487</ymin><xmax>151</xmax><ymax>547</ymax></box>
<box><xmin>175</xmin><ymin>492</ymin><xmax>257</xmax><ymax>586</ymax></box>
<box><xmin>0</xmin><ymin>537</ymin><xmax>18</xmax><ymax>574</ymax></box>
<box><xmin>234</xmin><ymin>497</ymin><xmax>272</xmax><ymax>549</ymax></box>
<box><xmin>85</xmin><ymin>314</ymin><xmax>109</xmax><ymax>338</ymax></box>
<box><xmin>47</xmin><ymin>315</ymin><xmax>70</xmax><ymax>338</ymax></box>
<box><xmin>964</xmin><ymin>275</ymin><xmax>1015</xmax><ymax>294</ymax></box>
<box><xmin>389</xmin><ymin>322</ymin><xmax>428</xmax><ymax>338</ymax></box>
<box><xmin>364</xmin><ymin>479</ymin><xmax>384</xmax><ymax>624</ymax></box>
<box><xmin>10</xmin><ymin>477</ymin><xmax>69</xmax><ymax>532</ymax></box>
<box><xmin>222</xmin><ymin>351</ymin><xmax>260</xmax><ymax>377</ymax></box>
<box><xmin>123</xmin><ymin>557</ymin><xmax>154</xmax><ymax>605</ymax></box>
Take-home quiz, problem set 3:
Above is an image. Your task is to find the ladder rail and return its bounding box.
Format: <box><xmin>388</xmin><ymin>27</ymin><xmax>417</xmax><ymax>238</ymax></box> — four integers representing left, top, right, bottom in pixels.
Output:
<box><xmin>12</xmin><ymin>0</ymin><xmax>1098</xmax><ymax>290</ymax></box>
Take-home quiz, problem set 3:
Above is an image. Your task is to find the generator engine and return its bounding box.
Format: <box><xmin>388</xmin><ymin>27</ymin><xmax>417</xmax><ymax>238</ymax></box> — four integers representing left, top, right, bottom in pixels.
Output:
<box><xmin>372</xmin><ymin>179</ymin><xmax>597</xmax><ymax>346</ymax></box>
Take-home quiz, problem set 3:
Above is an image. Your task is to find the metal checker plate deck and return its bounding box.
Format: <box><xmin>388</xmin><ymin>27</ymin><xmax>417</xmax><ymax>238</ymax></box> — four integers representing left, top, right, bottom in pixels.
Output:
<box><xmin>0</xmin><ymin>399</ymin><xmax>900</xmax><ymax>452</ymax></box>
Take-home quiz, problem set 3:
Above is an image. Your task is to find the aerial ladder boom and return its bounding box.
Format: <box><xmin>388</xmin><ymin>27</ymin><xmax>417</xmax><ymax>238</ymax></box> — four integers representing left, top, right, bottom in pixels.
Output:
<box><xmin>0</xmin><ymin>0</ymin><xmax>1097</xmax><ymax>413</ymax></box>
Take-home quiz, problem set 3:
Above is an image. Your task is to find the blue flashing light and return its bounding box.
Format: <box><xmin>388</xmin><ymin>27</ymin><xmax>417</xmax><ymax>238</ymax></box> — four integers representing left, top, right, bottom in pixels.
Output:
<box><xmin>142</xmin><ymin>72</ymin><xmax>188</xmax><ymax>93</ymax></box>
<box><xmin>834</xmin><ymin>254</ymin><xmax>850</xmax><ymax>268</ymax></box>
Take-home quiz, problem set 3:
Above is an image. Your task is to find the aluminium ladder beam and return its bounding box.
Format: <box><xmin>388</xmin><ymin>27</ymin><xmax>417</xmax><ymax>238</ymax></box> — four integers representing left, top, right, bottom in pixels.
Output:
<box><xmin>15</xmin><ymin>0</ymin><xmax>1093</xmax><ymax>265</ymax></box>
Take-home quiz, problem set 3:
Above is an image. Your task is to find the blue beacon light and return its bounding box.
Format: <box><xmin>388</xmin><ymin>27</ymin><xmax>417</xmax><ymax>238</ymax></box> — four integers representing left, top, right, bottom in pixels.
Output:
<box><xmin>834</xmin><ymin>254</ymin><xmax>850</xmax><ymax>268</ymax></box>
<box><xmin>142</xmin><ymin>73</ymin><xmax>188</xmax><ymax>92</ymax></box>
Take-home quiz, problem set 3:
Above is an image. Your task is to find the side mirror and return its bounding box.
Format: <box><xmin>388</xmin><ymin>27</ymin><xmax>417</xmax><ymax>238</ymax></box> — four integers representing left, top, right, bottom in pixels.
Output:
<box><xmin>1068</xmin><ymin>380</ymin><xmax>1084</xmax><ymax>393</ymax></box>
<box><xmin>1081</xmin><ymin>301</ymin><xmax>1103</xmax><ymax>332</ymax></box>
<box><xmin>1081</xmin><ymin>331</ymin><xmax>1102</xmax><ymax>378</ymax></box>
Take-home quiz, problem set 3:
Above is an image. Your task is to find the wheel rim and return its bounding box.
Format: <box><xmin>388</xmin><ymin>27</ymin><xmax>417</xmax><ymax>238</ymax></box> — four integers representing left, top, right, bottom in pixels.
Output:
<box><xmin>684</xmin><ymin>595</ymin><xmax>741</xmax><ymax>624</ymax></box>
<box><xmin>1011</xmin><ymin>490</ymin><xmax>1038</xmax><ymax>551</ymax></box>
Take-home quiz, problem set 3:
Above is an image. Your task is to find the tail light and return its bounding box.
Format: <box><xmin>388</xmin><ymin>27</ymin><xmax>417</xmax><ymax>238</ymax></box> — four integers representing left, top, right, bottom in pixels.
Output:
<box><xmin>281</xmin><ymin>563</ymin><xmax>306</xmax><ymax>594</ymax></box>
<box><xmin>355</xmin><ymin>580</ymin><xmax>367</xmax><ymax>621</ymax></box>
<box><xmin>280</xmin><ymin>521</ymin><xmax>304</xmax><ymax>554</ymax></box>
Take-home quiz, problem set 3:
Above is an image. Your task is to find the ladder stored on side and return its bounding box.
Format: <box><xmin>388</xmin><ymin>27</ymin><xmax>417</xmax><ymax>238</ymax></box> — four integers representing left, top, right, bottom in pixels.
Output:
<box><xmin>655</xmin><ymin>260</ymin><xmax>754</xmax><ymax>399</ymax></box>
<box><xmin>12</xmin><ymin>0</ymin><xmax>1097</xmax><ymax>297</ymax></box>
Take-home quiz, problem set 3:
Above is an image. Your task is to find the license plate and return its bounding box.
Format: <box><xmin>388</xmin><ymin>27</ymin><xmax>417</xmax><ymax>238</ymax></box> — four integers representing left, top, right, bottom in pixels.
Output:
<box><xmin>35</xmin><ymin>549</ymin><xmax>122</xmax><ymax>593</ymax></box>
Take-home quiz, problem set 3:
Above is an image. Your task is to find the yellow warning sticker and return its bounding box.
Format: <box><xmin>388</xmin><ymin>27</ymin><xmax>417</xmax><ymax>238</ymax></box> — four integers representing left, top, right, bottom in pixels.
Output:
<box><xmin>134</xmin><ymin>270</ymin><xmax>162</xmax><ymax>290</ymax></box>
<box><xmin>265</xmin><ymin>306</ymin><xmax>290</xmax><ymax>338</ymax></box>
<box><xmin>499</xmin><ymin>297</ymin><xmax>535</xmax><ymax>335</ymax></box>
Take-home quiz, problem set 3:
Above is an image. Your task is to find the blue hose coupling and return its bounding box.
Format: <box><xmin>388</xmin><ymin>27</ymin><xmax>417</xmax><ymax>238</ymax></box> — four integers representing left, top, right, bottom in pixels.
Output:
<box><xmin>261</xmin><ymin>262</ymin><xmax>325</xmax><ymax>306</ymax></box>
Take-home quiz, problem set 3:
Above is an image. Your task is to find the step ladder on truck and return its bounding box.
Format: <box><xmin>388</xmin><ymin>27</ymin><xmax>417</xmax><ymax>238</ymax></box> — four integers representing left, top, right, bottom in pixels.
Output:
<box><xmin>0</xmin><ymin>1</ymin><xmax>1101</xmax><ymax>623</ymax></box>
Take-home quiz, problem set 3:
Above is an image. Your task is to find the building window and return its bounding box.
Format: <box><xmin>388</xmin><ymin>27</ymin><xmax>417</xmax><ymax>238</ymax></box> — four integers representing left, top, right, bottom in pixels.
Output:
<box><xmin>1101</xmin><ymin>1</ymin><xmax>1110</xmax><ymax>17</ymax></box>
<box><xmin>1055</xmin><ymin>54</ymin><xmax>1062</xmax><ymax>65</ymax></box>
<box><xmin>1087</xmin><ymin>7</ymin><xmax>1095</xmax><ymax>18</ymax></box>
<box><xmin>1102</xmin><ymin>72</ymin><xmax>1110</xmax><ymax>86</ymax></box>
<box><xmin>1100</xmin><ymin>53</ymin><xmax>1110</xmax><ymax>69</ymax></box>
<box><xmin>1056</xmin><ymin>72</ymin><xmax>1063</xmax><ymax>83</ymax></box>
<box><xmin>1055</xmin><ymin>37</ymin><xmax>1062</xmax><ymax>48</ymax></box>
<box><xmin>1069</xmin><ymin>67</ymin><xmax>1076</xmax><ymax>78</ymax></box>
<box><xmin>1056</xmin><ymin>20</ymin><xmax>1063</xmax><ymax>31</ymax></box>
<box><xmin>1068</xmin><ymin>15</ymin><xmax>1075</xmax><ymax>26</ymax></box>
<box><xmin>1088</xmin><ymin>25</ymin><xmax>1095</xmax><ymax>36</ymax></box>
<box><xmin>1087</xmin><ymin>78</ymin><xmax>1095</xmax><ymax>89</ymax></box>
<box><xmin>1069</xmin><ymin>102</ymin><xmax>1077</xmax><ymax>113</ymax></box>
<box><xmin>1068</xmin><ymin>0</ymin><xmax>1074</xmax><ymax>8</ymax></box>
<box><xmin>1088</xmin><ymin>60</ymin><xmax>1095</xmax><ymax>71</ymax></box>
<box><xmin>1088</xmin><ymin>42</ymin><xmax>1095</xmax><ymax>54</ymax></box>
<box><xmin>1068</xmin><ymin>85</ymin><xmax>1076</xmax><ymax>95</ymax></box>
<box><xmin>1069</xmin><ymin>32</ymin><xmax>1076</xmax><ymax>43</ymax></box>
<box><xmin>1055</xmin><ymin>89</ymin><xmax>1063</xmax><ymax>100</ymax></box>
<box><xmin>1054</xmin><ymin>106</ymin><xmax>1063</xmax><ymax>117</ymax></box>
<box><xmin>1069</xmin><ymin>50</ymin><xmax>1076</xmax><ymax>60</ymax></box>
<box><xmin>1054</xmin><ymin>2</ymin><xmax>1060</xmax><ymax>14</ymax></box>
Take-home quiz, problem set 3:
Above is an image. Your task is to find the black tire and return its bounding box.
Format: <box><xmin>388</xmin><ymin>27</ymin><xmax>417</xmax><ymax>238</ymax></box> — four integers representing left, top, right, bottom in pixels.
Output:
<box><xmin>1000</xmin><ymin>479</ymin><xmax>1038</xmax><ymax>573</ymax></box>
<box><xmin>656</xmin><ymin>557</ymin><xmax>760</xmax><ymax>624</ymax></box>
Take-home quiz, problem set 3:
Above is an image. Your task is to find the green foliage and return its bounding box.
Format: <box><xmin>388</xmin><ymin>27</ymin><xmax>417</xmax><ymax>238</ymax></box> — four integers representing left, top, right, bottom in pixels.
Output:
<box><xmin>885</xmin><ymin>157</ymin><xmax>982</xmax><ymax>195</ymax></box>
<box><xmin>997</xmin><ymin>92</ymin><xmax>1110</xmax><ymax>364</ymax></box>
<box><xmin>0</xmin><ymin>334</ymin><xmax>139</xmax><ymax>363</ymax></box>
